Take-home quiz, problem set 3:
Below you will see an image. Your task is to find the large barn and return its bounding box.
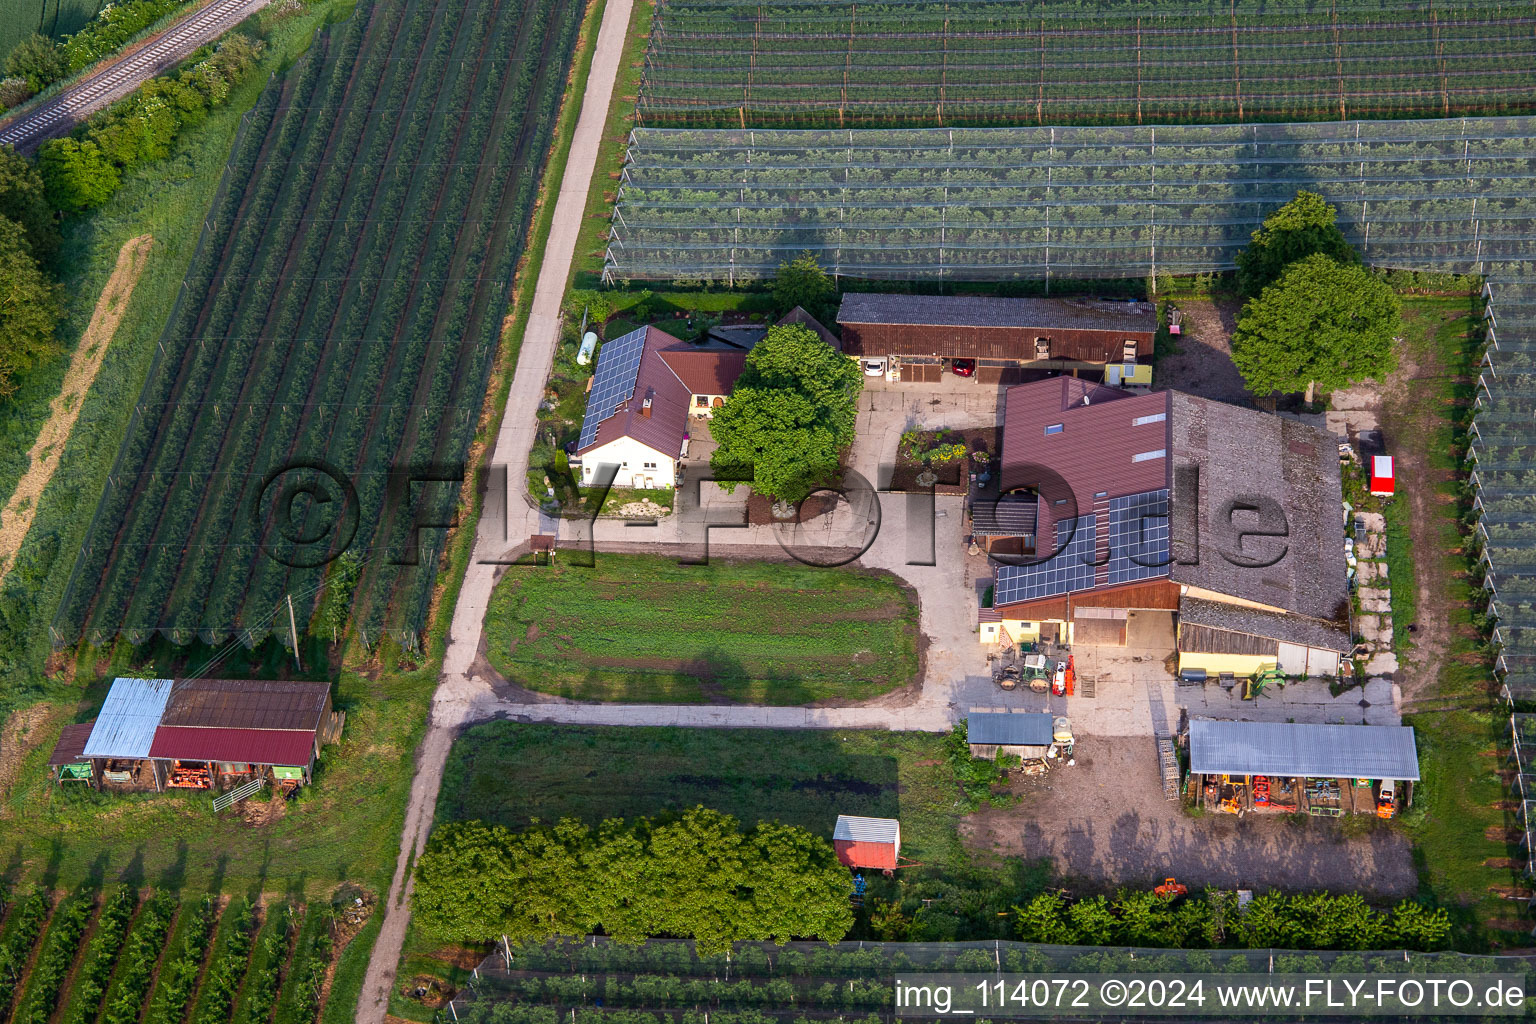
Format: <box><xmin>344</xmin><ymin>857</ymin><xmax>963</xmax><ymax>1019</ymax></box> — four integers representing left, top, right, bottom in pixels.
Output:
<box><xmin>979</xmin><ymin>377</ymin><xmax>1352</xmax><ymax>677</ymax></box>
<box><xmin>836</xmin><ymin>292</ymin><xmax>1156</xmax><ymax>383</ymax></box>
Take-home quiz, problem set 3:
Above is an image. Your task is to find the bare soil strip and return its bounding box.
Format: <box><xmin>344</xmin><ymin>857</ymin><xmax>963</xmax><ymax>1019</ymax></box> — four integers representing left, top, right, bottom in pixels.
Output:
<box><xmin>0</xmin><ymin>235</ymin><xmax>154</xmax><ymax>586</ymax></box>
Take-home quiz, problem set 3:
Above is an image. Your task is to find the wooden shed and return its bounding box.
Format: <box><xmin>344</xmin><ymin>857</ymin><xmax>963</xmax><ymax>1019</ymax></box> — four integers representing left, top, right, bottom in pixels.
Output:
<box><xmin>836</xmin><ymin>293</ymin><xmax>1155</xmax><ymax>380</ymax></box>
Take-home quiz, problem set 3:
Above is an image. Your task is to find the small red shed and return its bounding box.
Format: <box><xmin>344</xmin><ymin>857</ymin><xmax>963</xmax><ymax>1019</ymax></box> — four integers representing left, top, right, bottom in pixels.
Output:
<box><xmin>833</xmin><ymin>814</ymin><xmax>900</xmax><ymax>871</ymax></box>
<box><xmin>1369</xmin><ymin>455</ymin><xmax>1396</xmax><ymax>496</ymax></box>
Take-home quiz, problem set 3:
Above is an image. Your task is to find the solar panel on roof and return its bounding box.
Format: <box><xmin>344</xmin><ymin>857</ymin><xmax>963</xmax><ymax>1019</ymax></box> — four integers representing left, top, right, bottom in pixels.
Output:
<box><xmin>1107</xmin><ymin>488</ymin><xmax>1170</xmax><ymax>585</ymax></box>
<box><xmin>994</xmin><ymin>515</ymin><xmax>1096</xmax><ymax>605</ymax></box>
<box><xmin>578</xmin><ymin>327</ymin><xmax>649</xmax><ymax>449</ymax></box>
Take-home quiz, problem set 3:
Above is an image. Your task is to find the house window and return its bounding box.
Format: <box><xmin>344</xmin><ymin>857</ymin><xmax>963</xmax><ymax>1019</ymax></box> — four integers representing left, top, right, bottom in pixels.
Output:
<box><xmin>696</xmin><ymin>396</ymin><xmax>709</xmax><ymax>407</ymax></box>
<box><xmin>621</xmin><ymin>461</ymin><xmax>629</xmax><ymax>468</ymax></box>
<box><xmin>1044</xmin><ymin>423</ymin><xmax>1064</xmax><ymax>435</ymax></box>
<box><xmin>643</xmin><ymin>461</ymin><xmax>658</xmax><ymax>470</ymax></box>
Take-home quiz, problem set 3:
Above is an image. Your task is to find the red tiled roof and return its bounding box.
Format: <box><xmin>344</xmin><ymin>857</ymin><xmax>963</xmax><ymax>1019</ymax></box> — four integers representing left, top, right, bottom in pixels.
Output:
<box><xmin>999</xmin><ymin>377</ymin><xmax>1171</xmax><ymax>538</ymax></box>
<box><xmin>579</xmin><ymin>327</ymin><xmax>692</xmax><ymax>458</ymax></box>
<box><xmin>657</xmin><ymin>345</ymin><xmax>748</xmax><ymax>396</ymax></box>
<box><xmin>148</xmin><ymin>726</ymin><xmax>317</xmax><ymax>766</ymax></box>
<box><xmin>49</xmin><ymin>722</ymin><xmax>94</xmax><ymax>766</ymax></box>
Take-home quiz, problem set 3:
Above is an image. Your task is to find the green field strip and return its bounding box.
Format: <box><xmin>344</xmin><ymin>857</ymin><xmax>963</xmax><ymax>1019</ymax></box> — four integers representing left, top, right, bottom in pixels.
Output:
<box><xmin>97</xmin><ymin>892</ymin><xmax>177</xmax><ymax>1024</ymax></box>
<box><xmin>0</xmin><ymin>887</ymin><xmax>55</xmax><ymax>1021</ymax></box>
<box><xmin>381</xmin><ymin>0</ymin><xmax>589</xmax><ymax>637</ymax></box>
<box><xmin>57</xmin><ymin>886</ymin><xmax>138</xmax><ymax>1024</ymax></box>
<box><xmin>636</xmin><ymin>0</ymin><xmax>1536</xmax><ymax>128</ymax></box>
<box><xmin>140</xmin><ymin>893</ymin><xmax>217</xmax><ymax>1024</ymax></box>
<box><xmin>229</xmin><ymin>904</ymin><xmax>292</xmax><ymax>1024</ymax></box>
<box><xmin>10</xmin><ymin>887</ymin><xmax>97</xmax><ymax>1024</ymax></box>
<box><xmin>269</xmin><ymin>907</ymin><xmax>329</xmax><ymax>1024</ymax></box>
<box><xmin>187</xmin><ymin>897</ymin><xmax>257</xmax><ymax>1024</ymax></box>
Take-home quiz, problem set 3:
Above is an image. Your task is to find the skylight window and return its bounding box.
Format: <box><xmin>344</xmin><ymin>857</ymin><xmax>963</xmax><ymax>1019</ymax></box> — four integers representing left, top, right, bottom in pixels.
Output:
<box><xmin>1044</xmin><ymin>423</ymin><xmax>1064</xmax><ymax>435</ymax></box>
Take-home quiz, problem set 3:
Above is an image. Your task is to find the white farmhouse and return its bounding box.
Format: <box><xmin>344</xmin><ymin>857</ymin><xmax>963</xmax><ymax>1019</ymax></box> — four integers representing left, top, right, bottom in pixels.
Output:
<box><xmin>575</xmin><ymin>326</ymin><xmax>748</xmax><ymax>490</ymax></box>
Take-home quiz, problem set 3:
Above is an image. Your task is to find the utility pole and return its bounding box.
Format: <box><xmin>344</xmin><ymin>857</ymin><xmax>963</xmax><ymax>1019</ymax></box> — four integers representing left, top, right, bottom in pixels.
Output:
<box><xmin>286</xmin><ymin>594</ymin><xmax>302</xmax><ymax>671</ymax></box>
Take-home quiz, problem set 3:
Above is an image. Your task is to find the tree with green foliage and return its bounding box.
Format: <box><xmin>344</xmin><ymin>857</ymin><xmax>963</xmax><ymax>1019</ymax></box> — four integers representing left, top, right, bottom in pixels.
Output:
<box><xmin>37</xmin><ymin>138</ymin><xmax>120</xmax><ymax>212</ymax></box>
<box><xmin>412</xmin><ymin>820</ymin><xmax>521</xmax><ymax>943</ymax></box>
<box><xmin>1388</xmin><ymin>900</ymin><xmax>1452</xmax><ymax>949</ymax></box>
<box><xmin>1230</xmin><ymin>252</ymin><xmax>1400</xmax><ymax>403</ymax></box>
<box><xmin>0</xmin><ymin>145</ymin><xmax>59</xmax><ymax>265</ymax></box>
<box><xmin>414</xmin><ymin>808</ymin><xmax>853</xmax><ymax>953</ymax></box>
<box><xmin>1235</xmin><ymin>191</ymin><xmax>1360</xmax><ymax>298</ymax></box>
<box><xmin>5</xmin><ymin>34</ymin><xmax>65</xmax><ymax>91</ymax></box>
<box><xmin>0</xmin><ymin>215</ymin><xmax>62</xmax><ymax>398</ymax></box>
<box><xmin>772</xmin><ymin>251</ymin><xmax>836</xmax><ymax>321</ymax></box>
<box><xmin>710</xmin><ymin>322</ymin><xmax>861</xmax><ymax>502</ymax></box>
<box><xmin>1013</xmin><ymin>892</ymin><xmax>1076</xmax><ymax>944</ymax></box>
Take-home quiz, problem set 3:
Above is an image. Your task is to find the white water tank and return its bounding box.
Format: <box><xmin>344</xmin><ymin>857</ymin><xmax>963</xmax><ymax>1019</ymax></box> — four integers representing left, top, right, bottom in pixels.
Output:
<box><xmin>577</xmin><ymin>331</ymin><xmax>598</xmax><ymax>365</ymax></box>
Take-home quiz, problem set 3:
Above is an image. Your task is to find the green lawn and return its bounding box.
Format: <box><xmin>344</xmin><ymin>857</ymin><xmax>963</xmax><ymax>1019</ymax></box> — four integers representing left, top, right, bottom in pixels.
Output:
<box><xmin>388</xmin><ymin>721</ymin><xmax>1028</xmax><ymax>1019</ymax></box>
<box><xmin>1375</xmin><ymin>293</ymin><xmax>1515</xmax><ymax>948</ymax></box>
<box><xmin>483</xmin><ymin>554</ymin><xmax>921</xmax><ymax>703</ymax></box>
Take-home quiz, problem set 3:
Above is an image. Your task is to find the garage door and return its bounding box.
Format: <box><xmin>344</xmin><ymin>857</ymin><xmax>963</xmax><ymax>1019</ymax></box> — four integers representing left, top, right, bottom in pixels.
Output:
<box><xmin>1073</xmin><ymin>610</ymin><xmax>1127</xmax><ymax>646</ymax></box>
<box><xmin>1277</xmin><ymin>642</ymin><xmax>1308</xmax><ymax>675</ymax></box>
<box><xmin>900</xmin><ymin>362</ymin><xmax>941</xmax><ymax>383</ymax></box>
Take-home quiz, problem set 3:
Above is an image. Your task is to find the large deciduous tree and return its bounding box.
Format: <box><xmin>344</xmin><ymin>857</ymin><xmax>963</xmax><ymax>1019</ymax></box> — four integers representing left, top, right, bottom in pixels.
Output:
<box><xmin>0</xmin><ymin>145</ymin><xmax>60</xmax><ymax>265</ymax></box>
<box><xmin>37</xmin><ymin>138</ymin><xmax>119</xmax><ymax>213</ymax></box>
<box><xmin>1230</xmin><ymin>252</ymin><xmax>1400</xmax><ymax>402</ymax></box>
<box><xmin>0</xmin><ymin>215</ymin><xmax>62</xmax><ymax>398</ymax></box>
<box><xmin>771</xmin><ymin>251</ymin><xmax>836</xmax><ymax>322</ymax></box>
<box><xmin>5</xmin><ymin>34</ymin><xmax>65</xmax><ymax>92</ymax></box>
<box><xmin>709</xmin><ymin>322</ymin><xmax>861</xmax><ymax>502</ymax></box>
<box><xmin>1235</xmin><ymin>190</ymin><xmax>1359</xmax><ymax>298</ymax></box>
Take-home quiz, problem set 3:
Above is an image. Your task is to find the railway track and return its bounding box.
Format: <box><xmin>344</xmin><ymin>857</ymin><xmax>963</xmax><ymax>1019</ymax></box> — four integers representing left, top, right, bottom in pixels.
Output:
<box><xmin>0</xmin><ymin>0</ymin><xmax>272</xmax><ymax>153</ymax></box>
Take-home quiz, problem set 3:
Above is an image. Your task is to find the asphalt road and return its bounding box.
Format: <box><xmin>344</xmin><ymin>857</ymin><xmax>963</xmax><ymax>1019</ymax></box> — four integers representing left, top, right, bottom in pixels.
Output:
<box><xmin>0</xmin><ymin>0</ymin><xmax>272</xmax><ymax>154</ymax></box>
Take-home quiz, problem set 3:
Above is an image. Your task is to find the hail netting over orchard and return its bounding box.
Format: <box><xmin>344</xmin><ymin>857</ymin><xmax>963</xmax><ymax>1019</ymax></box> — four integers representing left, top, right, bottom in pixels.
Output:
<box><xmin>1479</xmin><ymin>281</ymin><xmax>1536</xmax><ymax>701</ymax></box>
<box><xmin>49</xmin><ymin>0</ymin><xmax>587</xmax><ymax>652</ymax></box>
<box><xmin>604</xmin><ymin>118</ymin><xmax>1536</xmax><ymax>284</ymax></box>
<box><xmin>637</xmin><ymin>0</ymin><xmax>1536</xmax><ymax>128</ymax></box>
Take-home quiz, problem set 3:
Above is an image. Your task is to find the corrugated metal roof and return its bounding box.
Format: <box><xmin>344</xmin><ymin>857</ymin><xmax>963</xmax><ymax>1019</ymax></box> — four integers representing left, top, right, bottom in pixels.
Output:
<box><xmin>1179</xmin><ymin>597</ymin><xmax>1351</xmax><ymax>654</ymax></box>
<box><xmin>160</xmin><ymin>678</ymin><xmax>329</xmax><ymax>731</ymax></box>
<box><xmin>967</xmin><ymin>712</ymin><xmax>1055</xmax><ymax>747</ymax></box>
<box><xmin>84</xmin><ymin>677</ymin><xmax>174</xmax><ymax>758</ymax></box>
<box><xmin>1188</xmin><ymin>720</ymin><xmax>1420</xmax><ymax>780</ymax></box>
<box><xmin>837</xmin><ymin>293</ymin><xmax>1156</xmax><ymax>333</ymax></box>
<box><xmin>833</xmin><ymin>814</ymin><xmax>900</xmax><ymax>845</ymax></box>
<box><xmin>49</xmin><ymin>722</ymin><xmax>95</xmax><ymax>766</ymax></box>
<box><xmin>148</xmin><ymin>726</ymin><xmax>317</xmax><ymax>767</ymax></box>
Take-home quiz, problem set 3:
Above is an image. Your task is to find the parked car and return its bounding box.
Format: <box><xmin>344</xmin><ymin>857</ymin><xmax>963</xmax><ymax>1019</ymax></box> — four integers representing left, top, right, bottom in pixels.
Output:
<box><xmin>951</xmin><ymin>358</ymin><xmax>976</xmax><ymax>377</ymax></box>
<box><xmin>863</xmin><ymin>359</ymin><xmax>886</xmax><ymax>377</ymax></box>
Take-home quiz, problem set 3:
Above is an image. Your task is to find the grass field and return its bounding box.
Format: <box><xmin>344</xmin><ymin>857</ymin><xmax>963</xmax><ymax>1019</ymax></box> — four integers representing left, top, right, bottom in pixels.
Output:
<box><xmin>0</xmin><ymin>0</ymin><xmax>348</xmax><ymax>712</ymax></box>
<box><xmin>390</xmin><ymin>721</ymin><xmax>1030</xmax><ymax>1019</ymax></box>
<box><xmin>1375</xmin><ymin>293</ymin><xmax>1516</xmax><ymax>948</ymax></box>
<box><xmin>482</xmin><ymin>554</ymin><xmax>921</xmax><ymax>702</ymax></box>
<box><xmin>0</xmin><ymin>0</ymin><xmax>103</xmax><ymax>61</ymax></box>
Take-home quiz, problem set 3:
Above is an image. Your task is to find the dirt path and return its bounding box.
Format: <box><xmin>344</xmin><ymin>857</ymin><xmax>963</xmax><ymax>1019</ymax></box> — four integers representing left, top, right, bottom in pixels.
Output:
<box><xmin>1377</xmin><ymin>305</ymin><xmax>1473</xmax><ymax>705</ymax></box>
<box><xmin>0</xmin><ymin>702</ymin><xmax>67</xmax><ymax>802</ymax></box>
<box><xmin>354</xmin><ymin>0</ymin><xmax>637</xmax><ymax>1017</ymax></box>
<box><xmin>966</xmin><ymin>736</ymin><xmax>1416</xmax><ymax>896</ymax></box>
<box><xmin>0</xmin><ymin>235</ymin><xmax>153</xmax><ymax>586</ymax></box>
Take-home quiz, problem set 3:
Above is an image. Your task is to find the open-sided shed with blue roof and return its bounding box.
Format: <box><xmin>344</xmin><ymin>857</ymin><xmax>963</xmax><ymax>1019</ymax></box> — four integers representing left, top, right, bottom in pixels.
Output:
<box><xmin>1188</xmin><ymin>719</ymin><xmax>1418</xmax><ymax>816</ymax></box>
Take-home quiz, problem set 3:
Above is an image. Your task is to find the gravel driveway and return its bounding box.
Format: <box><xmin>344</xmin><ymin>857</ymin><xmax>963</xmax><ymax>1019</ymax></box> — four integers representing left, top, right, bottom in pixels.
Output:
<box><xmin>965</xmin><ymin>735</ymin><xmax>1418</xmax><ymax>897</ymax></box>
